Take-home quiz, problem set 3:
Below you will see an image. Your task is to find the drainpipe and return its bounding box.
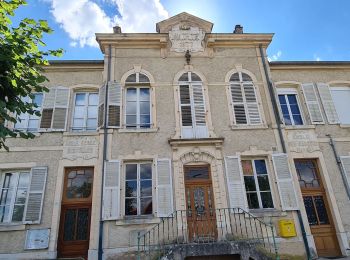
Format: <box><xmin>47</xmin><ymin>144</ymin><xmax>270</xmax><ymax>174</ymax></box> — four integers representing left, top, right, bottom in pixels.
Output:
<box><xmin>326</xmin><ymin>134</ymin><xmax>350</xmax><ymax>199</ymax></box>
<box><xmin>259</xmin><ymin>45</ymin><xmax>312</xmax><ymax>260</ymax></box>
<box><xmin>98</xmin><ymin>44</ymin><xmax>112</xmax><ymax>260</ymax></box>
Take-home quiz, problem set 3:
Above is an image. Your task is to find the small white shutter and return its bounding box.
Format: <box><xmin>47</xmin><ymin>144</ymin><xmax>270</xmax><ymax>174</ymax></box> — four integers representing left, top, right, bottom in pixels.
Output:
<box><xmin>231</xmin><ymin>83</ymin><xmax>247</xmax><ymax>124</ymax></box>
<box><xmin>40</xmin><ymin>88</ymin><xmax>56</xmax><ymax>129</ymax></box>
<box><xmin>179</xmin><ymin>85</ymin><xmax>194</xmax><ymax>138</ymax></box>
<box><xmin>156</xmin><ymin>158</ymin><xmax>173</xmax><ymax>217</ymax></box>
<box><xmin>316</xmin><ymin>83</ymin><xmax>339</xmax><ymax>124</ymax></box>
<box><xmin>224</xmin><ymin>156</ymin><xmax>247</xmax><ymax>210</ymax></box>
<box><xmin>98</xmin><ymin>84</ymin><xmax>106</xmax><ymax>128</ymax></box>
<box><xmin>272</xmin><ymin>154</ymin><xmax>299</xmax><ymax>210</ymax></box>
<box><xmin>244</xmin><ymin>84</ymin><xmax>261</xmax><ymax>124</ymax></box>
<box><xmin>340</xmin><ymin>156</ymin><xmax>350</xmax><ymax>194</ymax></box>
<box><xmin>192</xmin><ymin>84</ymin><xmax>208</xmax><ymax>138</ymax></box>
<box><xmin>52</xmin><ymin>87</ymin><xmax>69</xmax><ymax>130</ymax></box>
<box><xmin>103</xmin><ymin>160</ymin><xmax>120</xmax><ymax>220</ymax></box>
<box><xmin>302</xmin><ymin>83</ymin><xmax>324</xmax><ymax>124</ymax></box>
<box><xmin>107</xmin><ymin>81</ymin><xmax>121</xmax><ymax>127</ymax></box>
<box><xmin>24</xmin><ymin>167</ymin><xmax>47</xmax><ymax>224</ymax></box>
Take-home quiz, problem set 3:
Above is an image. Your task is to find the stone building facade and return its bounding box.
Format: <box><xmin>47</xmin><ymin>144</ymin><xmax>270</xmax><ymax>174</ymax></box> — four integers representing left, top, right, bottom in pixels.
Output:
<box><xmin>0</xmin><ymin>12</ymin><xmax>350</xmax><ymax>259</ymax></box>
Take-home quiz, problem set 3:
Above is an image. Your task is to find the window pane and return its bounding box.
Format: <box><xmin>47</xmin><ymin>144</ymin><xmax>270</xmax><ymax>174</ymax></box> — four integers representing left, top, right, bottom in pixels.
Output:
<box><xmin>179</xmin><ymin>73</ymin><xmax>189</xmax><ymax>82</ymax></box>
<box><xmin>76</xmin><ymin>208</ymin><xmax>89</xmax><ymax>240</ymax></box>
<box><xmin>254</xmin><ymin>160</ymin><xmax>267</xmax><ymax>175</ymax></box>
<box><xmin>140</xmin><ymin>115</ymin><xmax>150</xmax><ymax>125</ymax></box>
<box><xmin>140</xmin><ymin>180</ymin><xmax>152</xmax><ymax>196</ymax></box>
<box><xmin>140</xmin><ymin>164</ymin><xmax>152</xmax><ymax>179</ymax></box>
<box><xmin>74</xmin><ymin>106</ymin><xmax>85</xmax><ymax>118</ymax></box>
<box><xmin>0</xmin><ymin>189</ymin><xmax>12</xmax><ymax>205</ymax></box>
<box><xmin>139</xmin><ymin>88</ymin><xmax>150</xmax><ymax>101</ymax></box>
<box><xmin>261</xmin><ymin>192</ymin><xmax>274</xmax><ymax>208</ymax></box>
<box><xmin>63</xmin><ymin>209</ymin><xmax>77</xmax><ymax>241</ymax></box>
<box><xmin>75</xmin><ymin>93</ymin><xmax>86</xmax><ymax>105</ymax></box>
<box><xmin>12</xmin><ymin>205</ymin><xmax>25</xmax><ymax>222</ymax></box>
<box><xmin>246</xmin><ymin>193</ymin><xmax>259</xmax><ymax>209</ymax></box>
<box><xmin>139</xmin><ymin>73</ymin><xmax>149</xmax><ymax>83</ymax></box>
<box><xmin>126</xmin><ymin>164</ymin><xmax>137</xmax><ymax>180</ymax></box>
<box><xmin>242</xmin><ymin>160</ymin><xmax>253</xmax><ymax>176</ymax></box>
<box><xmin>33</xmin><ymin>93</ymin><xmax>43</xmax><ymax>106</ymax></box>
<box><xmin>87</xmin><ymin>119</ymin><xmax>97</xmax><ymax>130</ymax></box>
<box><xmin>125</xmin><ymin>198</ymin><xmax>137</xmax><ymax>215</ymax></box>
<box><xmin>126</xmin><ymin>74</ymin><xmax>136</xmax><ymax>83</ymax></box>
<box><xmin>126</xmin><ymin>88</ymin><xmax>137</xmax><ymax>101</ymax></box>
<box><xmin>314</xmin><ymin>196</ymin><xmax>329</xmax><ymax>225</ymax></box>
<box><xmin>73</xmin><ymin>119</ymin><xmax>84</xmax><ymax>128</ymax></box>
<box><xmin>244</xmin><ymin>176</ymin><xmax>256</xmax><ymax>191</ymax></box>
<box><xmin>290</xmin><ymin>104</ymin><xmax>301</xmax><ymax>114</ymax></box>
<box><xmin>88</xmin><ymin>93</ymin><xmax>98</xmax><ymax>105</ymax></box>
<box><xmin>331</xmin><ymin>89</ymin><xmax>350</xmax><ymax>124</ymax></box>
<box><xmin>0</xmin><ymin>206</ymin><xmax>10</xmax><ymax>223</ymax></box>
<box><xmin>88</xmin><ymin>106</ymin><xmax>97</xmax><ymax>118</ymax></box>
<box><xmin>303</xmin><ymin>196</ymin><xmax>318</xmax><ymax>225</ymax></box>
<box><xmin>287</xmin><ymin>94</ymin><xmax>297</xmax><ymax>104</ymax></box>
<box><xmin>191</xmin><ymin>73</ymin><xmax>201</xmax><ymax>82</ymax></box>
<box><xmin>28</xmin><ymin>119</ymin><xmax>39</xmax><ymax>130</ymax></box>
<box><xmin>126</xmin><ymin>101</ymin><xmax>137</xmax><ymax>114</ymax></box>
<box><xmin>242</xmin><ymin>73</ymin><xmax>252</xmax><ymax>82</ymax></box>
<box><xmin>280</xmin><ymin>104</ymin><xmax>289</xmax><ymax>115</ymax></box>
<box><xmin>230</xmin><ymin>73</ymin><xmax>240</xmax><ymax>82</ymax></box>
<box><xmin>15</xmin><ymin>189</ymin><xmax>27</xmax><ymax>204</ymax></box>
<box><xmin>126</xmin><ymin>115</ymin><xmax>137</xmax><ymax>126</ymax></box>
<box><xmin>141</xmin><ymin>197</ymin><xmax>152</xmax><ymax>215</ymax></box>
<box><xmin>293</xmin><ymin>115</ymin><xmax>303</xmax><ymax>125</ymax></box>
<box><xmin>257</xmin><ymin>175</ymin><xmax>271</xmax><ymax>191</ymax></box>
<box><xmin>283</xmin><ymin>114</ymin><xmax>292</xmax><ymax>125</ymax></box>
<box><xmin>278</xmin><ymin>95</ymin><xmax>286</xmax><ymax>104</ymax></box>
<box><xmin>295</xmin><ymin>160</ymin><xmax>320</xmax><ymax>188</ymax></box>
<box><xmin>140</xmin><ymin>102</ymin><xmax>150</xmax><ymax>115</ymax></box>
<box><xmin>125</xmin><ymin>181</ymin><xmax>137</xmax><ymax>197</ymax></box>
<box><xmin>185</xmin><ymin>167</ymin><xmax>209</xmax><ymax>180</ymax></box>
<box><xmin>66</xmin><ymin>169</ymin><xmax>93</xmax><ymax>199</ymax></box>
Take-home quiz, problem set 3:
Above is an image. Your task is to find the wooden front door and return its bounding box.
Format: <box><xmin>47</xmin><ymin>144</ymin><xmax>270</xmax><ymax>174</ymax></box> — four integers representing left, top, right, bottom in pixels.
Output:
<box><xmin>184</xmin><ymin>165</ymin><xmax>217</xmax><ymax>242</ymax></box>
<box><xmin>295</xmin><ymin>159</ymin><xmax>341</xmax><ymax>257</ymax></box>
<box><xmin>58</xmin><ymin>167</ymin><xmax>93</xmax><ymax>260</ymax></box>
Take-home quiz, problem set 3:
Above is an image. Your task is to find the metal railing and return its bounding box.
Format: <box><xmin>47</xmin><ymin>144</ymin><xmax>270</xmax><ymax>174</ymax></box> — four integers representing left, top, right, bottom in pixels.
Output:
<box><xmin>137</xmin><ymin>208</ymin><xmax>279</xmax><ymax>259</ymax></box>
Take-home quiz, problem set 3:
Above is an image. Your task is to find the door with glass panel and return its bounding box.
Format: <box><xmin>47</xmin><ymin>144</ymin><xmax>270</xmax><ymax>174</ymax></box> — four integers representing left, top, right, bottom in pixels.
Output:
<box><xmin>58</xmin><ymin>168</ymin><xmax>93</xmax><ymax>259</ymax></box>
<box><xmin>184</xmin><ymin>165</ymin><xmax>216</xmax><ymax>242</ymax></box>
<box><xmin>294</xmin><ymin>159</ymin><xmax>341</xmax><ymax>257</ymax></box>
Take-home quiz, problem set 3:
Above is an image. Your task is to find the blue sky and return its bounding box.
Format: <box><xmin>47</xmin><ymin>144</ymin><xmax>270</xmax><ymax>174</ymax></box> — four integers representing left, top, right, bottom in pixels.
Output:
<box><xmin>11</xmin><ymin>0</ymin><xmax>350</xmax><ymax>61</ymax></box>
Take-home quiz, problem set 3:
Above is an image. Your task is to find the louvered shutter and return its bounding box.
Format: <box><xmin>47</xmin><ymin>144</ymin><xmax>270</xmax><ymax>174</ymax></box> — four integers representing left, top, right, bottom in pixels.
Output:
<box><xmin>272</xmin><ymin>154</ymin><xmax>299</xmax><ymax>210</ymax></box>
<box><xmin>302</xmin><ymin>83</ymin><xmax>324</xmax><ymax>124</ymax></box>
<box><xmin>103</xmin><ymin>160</ymin><xmax>120</xmax><ymax>220</ymax></box>
<box><xmin>224</xmin><ymin>156</ymin><xmax>247</xmax><ymax>210</ymax></box>
<box><xmin>108</xmin><ymin>81</ymin><xmax>121</xmax><ymax>127</ymax></box>
<box><xmin>231</xmin><ymin>83</ymin><xmax>247</xmax><ymax>124</ymax></box>
<box><xmin>179</xmin><ymin>85</ymin><xmax>194</xmax><ymax>138</ymax></box>
<box><xmin>40</xmin><ymin>88</ymin><xmax>56</xmax><ymax>129</ymax></box>
<box><xmin>24</xmin><ymin>167</ymin><xmax>47</xmax><ymax>224</ymax></box>
<box><xmin>98</xmin><ymin>84</ymin><xmax>106</xmax><ymax>128</ymax></box>
<box><xmin>156</xmin><ymin>158</ymin><xmax>173</xmax><ymax>217</ymax></box>
<box><xmin>192</xmin><ymin>84</ymin><xmax>208</xmax><ymax>138</ymax></box>
<box><xmin>340</xmin><ymin>156</ymin><xmax>350</xmax><ymax>194</ymax></box>
<box><xmin>316</xmin><ymin>83</ymin><xmax>339</xmax><ymax>124</ymax></box>
<box><xmin>244</xmin><ymin>84</ymin><xmax>261</xmax><ymax>124</ymax></box>
<box><xmin>52</xmin><ymin>88</ymin><xmax>69</xmax><ymax>130</ymax></box>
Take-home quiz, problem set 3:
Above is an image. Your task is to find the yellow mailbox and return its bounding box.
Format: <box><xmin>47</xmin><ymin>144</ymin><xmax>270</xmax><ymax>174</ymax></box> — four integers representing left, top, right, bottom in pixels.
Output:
<box><xmin>279</xmin><ymin>219</ymin><xmax>297</xmax><ymax>238</ymax></box>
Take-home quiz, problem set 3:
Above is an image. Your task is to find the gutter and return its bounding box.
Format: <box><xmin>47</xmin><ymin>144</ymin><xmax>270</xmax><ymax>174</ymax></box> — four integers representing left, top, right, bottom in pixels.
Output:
<box><xmin>98</xmin><ymin>44</ymin><xmax>112</xmax><ymax>260</ymax></box>
<box><xmin>259</xmin><ymin>45</ymin><xmax>312</xmax><ymax>260</ymax></box>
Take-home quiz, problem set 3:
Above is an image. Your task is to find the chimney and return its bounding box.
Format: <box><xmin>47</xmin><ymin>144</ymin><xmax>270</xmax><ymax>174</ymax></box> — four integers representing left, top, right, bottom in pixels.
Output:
<box><xmin>113</xmin><ymin>25</ymin><xmax>122</xmax><ymax>34</ymax></box>
<box><xmin>233</xmin><ymin>24</ymin><xmax>243</xmax><ymax>34</ymax></box>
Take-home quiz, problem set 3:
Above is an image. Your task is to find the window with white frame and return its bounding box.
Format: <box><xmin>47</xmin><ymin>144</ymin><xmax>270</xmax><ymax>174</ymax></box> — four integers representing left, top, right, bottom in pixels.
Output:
<box><xmin>229</xmin><ymin>72</ymin><xmax>262</xmax><ymax>125</ymax></box>
<box><xmin>125</xmin><ymin>73</ymin><xmax>151</xmax><ymax>128</ymax></box>
<box><xmin>331</xmin><ymin>86</ymin><xmax>350</xmax><ymax>124</ymax></box>
<box><xmin>241</xmin><ymin>159</ymin><xmax>274</xmax><ymax>209</ymax></box>
<box><xmin>72</xmin><ymin>92</ymin><xmax>98</xmax><ymax>131</ymax></box>
<box><xmin>125</xmin><ymin>162</ymin><xmax>152</xmax><ymax>216</ymax></box>
<box><xmin>277</xmin><ymin>89</ymin><xmax>304</xmax><ymax>125</ymax></box>
<box><xmin>14</xmin><ymin>93</ymin><xmax>43</xmax><ymax>131</ymax></box>
<box><xmin>0</xmin><ymin>171</ymin><xmax>30</xmax><ymax>223</ymax></box>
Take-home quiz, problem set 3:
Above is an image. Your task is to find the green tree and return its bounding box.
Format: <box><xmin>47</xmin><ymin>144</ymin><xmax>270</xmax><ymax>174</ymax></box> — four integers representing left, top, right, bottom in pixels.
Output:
<box><xmin>0</xmin><ymin>0</ymin><xmax>63</xmax><ymax>150</ymax></box>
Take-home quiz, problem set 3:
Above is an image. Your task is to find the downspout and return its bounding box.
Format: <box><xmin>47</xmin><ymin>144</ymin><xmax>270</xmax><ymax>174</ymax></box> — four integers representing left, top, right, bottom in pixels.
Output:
<box><xmin>259</xmin><ymin>45</ymin><xmax>312</xmax><ymax>260</ymax></box>
<box><xmin>98</xmin><ymin>44</ymin><xmax>112</xmax><ymax>260</ymax></box>
<box><xmin>326</xmin><ymin>134</ymin><xmax>350</xmax><ymax>199</ymax></box>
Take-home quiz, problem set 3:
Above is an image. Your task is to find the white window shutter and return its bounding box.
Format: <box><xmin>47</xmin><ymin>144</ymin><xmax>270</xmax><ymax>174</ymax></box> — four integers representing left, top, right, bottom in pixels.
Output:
<box><xmin>156</xmin><ymin>158</ymin><xmax>173</xmax><ymax>217</ymax></box>
<box><xmin>103</xmin><ymin>160</ymin><xmax>120</xmax><ymax>220</ymax></box>
<box><xmin>272</xmin><ymin>154</ymin><xmax>299</xmax><ymax>210</ymax></box>
<box><xmin>340</xmin><ymin>156</ymin><xmax>350</xmax><ymax>194</ymax></box>
<box><xmin>231</xmin><ymin>83</ymin><xmax>247</xmax><ymax>124</ymax></box>
<box><xmin>192</xmin><ymin>84</ymin><xmax>208</xmax><ymax>138</ymax></box>
<box><xmin>52</xmin><ymin>87</ymin><xmax>69</xmax><ymax>130</ymax></box>
<box><xmin>24</xmin><ymin>167</ymin><xmax>48</xmax><ymax>224</ymax></box>
<box><xmin>98</xmin><ymin>84</ymin><xmax>106</xmax><ymax>128</ymax></box>
<box><xmin>224</xmin><ymin>156</ymin><xmax>247</xmax><ymax>210</ymax></box>
<box><xmin>107</xmin><ymin>81</ymin><xmax>121</xmax><ymax>128</ymax></box>
<box><xmin>316</xmin><ymin>83</ymin><xmax>339</xmax><ymax>124</ymax></box>
<box><xmin>40</xmin><ymin>88</ymin><xmax>56</xmax><ymax>129</ymax></box>
<box><xmin>179</xmin><ymin>85</ymin><xmax>194</xmax><ymax>138</ymax></box>
<box><xmin>244</xmin><ymin>84</ymin><xmax>261</xmax><ymax>124</ymax></box>
<box><xmin>302</xmin><ymin>83</ymin><xmax>324</xmax><ymax>124</ymax></box>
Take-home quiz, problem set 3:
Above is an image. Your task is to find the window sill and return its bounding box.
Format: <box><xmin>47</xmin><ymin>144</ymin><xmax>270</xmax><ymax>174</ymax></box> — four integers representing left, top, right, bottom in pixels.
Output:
<box><xmin>64</xmin><ymin>131</ymin><xmax>99</xmax><ymax>136</ymax></box>
<box><xmin>230</xmin><ymin>124</ymin><xmax>268</xmax><ymax>130</ymax></box>
<box><xmin>284</xmin><ymin>125</ymin><xmax>316</xmax><ymax>130</ymax></box>
<box><xmin>115</xmin><ymin>215</ymin><xmax>160</xmax><ymax>226</ymax></box>
<box><xmin>118</xmin><ymin>128</ymin><xmax>158</xmax><ymax>133</ymax></box>
<box><xmin>0</xmin><ymin>223</ymin><xmax>26</xmax><ymax>232</ymax></box>
<box><xmin>248</xmin><ymin>209</ymin><xmax>287</xmax><ymax>218</ymax></box>
<box><xmin>340</xmin><ymin>124</ymin><xmax>350</xmax><ymax>128</ymax></box>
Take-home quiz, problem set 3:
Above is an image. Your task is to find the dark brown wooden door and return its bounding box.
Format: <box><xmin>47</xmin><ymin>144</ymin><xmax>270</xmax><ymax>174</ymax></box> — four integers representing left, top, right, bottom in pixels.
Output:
<box><xmin>58</xmin><ymin>167</ymin><xmax>93</xmax><ymax>260</ymax></box>
<box><xmin>295</xmin><ymin>159</ymin><xmax>341</xmax><ymax>257</ymax></box>
<box><xmin>184</xmin><ymin>165</ymin><xmax>217</xmax><ymax>242</ymax></box>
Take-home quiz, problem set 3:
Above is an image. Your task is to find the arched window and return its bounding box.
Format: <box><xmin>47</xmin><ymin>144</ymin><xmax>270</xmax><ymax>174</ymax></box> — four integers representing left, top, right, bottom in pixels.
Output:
<box><xmin>178</xmin><ymin>72</ymin><xmax>208</xmax><ymax>138</ymax></box>
<box><xmin>229</xmin><ymin>72</ymin><xmax>261</xmax><ymax>125</ymax></box>
<box><xmin>125</xmin><ymin>73</ymin><xmax>151</xmax><ymax>128</ymax></box>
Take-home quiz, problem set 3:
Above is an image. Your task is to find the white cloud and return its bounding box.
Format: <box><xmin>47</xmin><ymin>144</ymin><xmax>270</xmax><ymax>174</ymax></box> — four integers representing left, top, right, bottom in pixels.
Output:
<box><xmin>47</xmin><ymin>0</ymin><xmax>169</xmax><ymax>47</ymax></box>
<box><xmin>313</xmin><ymin>54</ymin><xmax>321</xmax><ymax>61</ymax></box>
<box><xmin>268</xmin><ymin>50</ymin><xmax>282</xmax><ymax>62</ymax></box>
